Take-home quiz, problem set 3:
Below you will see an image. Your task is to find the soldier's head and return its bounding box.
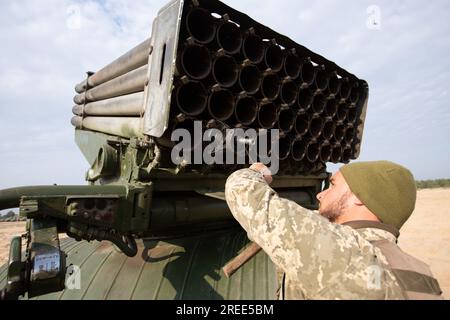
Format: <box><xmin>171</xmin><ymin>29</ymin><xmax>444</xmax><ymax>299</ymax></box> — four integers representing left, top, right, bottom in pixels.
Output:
<box><xmin>316</xmin><ymin>160</ymin><xmax>417</xmax><ymax>230</ymax></box>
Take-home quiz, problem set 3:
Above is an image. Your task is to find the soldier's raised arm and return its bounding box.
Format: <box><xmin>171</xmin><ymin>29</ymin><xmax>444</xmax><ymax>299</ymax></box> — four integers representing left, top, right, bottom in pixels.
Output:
<box><xmin>225</xmin><ymin>168</ymin><xmax>391</xmax><ymax>298</ymax></box>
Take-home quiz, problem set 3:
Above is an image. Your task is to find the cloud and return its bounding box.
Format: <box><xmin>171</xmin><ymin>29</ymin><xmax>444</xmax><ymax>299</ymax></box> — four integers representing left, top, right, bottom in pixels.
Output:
<box><xmin>0</xmin><ymin>0</ymin><xmax>449</xmax><ymax>204</ymax></box>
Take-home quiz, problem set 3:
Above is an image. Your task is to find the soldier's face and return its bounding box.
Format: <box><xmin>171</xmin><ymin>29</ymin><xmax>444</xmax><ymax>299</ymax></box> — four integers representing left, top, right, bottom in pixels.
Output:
<box><xmin>316</xmin><ymin>171</ymin><xmax>353</xmax><ymax>222</ymax></box>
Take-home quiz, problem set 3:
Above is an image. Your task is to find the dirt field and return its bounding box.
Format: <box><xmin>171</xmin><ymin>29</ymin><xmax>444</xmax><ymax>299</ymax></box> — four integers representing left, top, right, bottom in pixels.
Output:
<box><xmin>1</xmin><ymin>188</ymin><xmax>449</xmax><ymax>299</ymax></box>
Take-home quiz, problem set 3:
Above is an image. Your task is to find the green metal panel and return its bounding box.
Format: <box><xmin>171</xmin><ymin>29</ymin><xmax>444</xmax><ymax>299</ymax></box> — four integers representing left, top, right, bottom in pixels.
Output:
<box><xmin>1</xmin><ymin>229</ymin><xmax>278</xmax><ymax>300</ymax></box>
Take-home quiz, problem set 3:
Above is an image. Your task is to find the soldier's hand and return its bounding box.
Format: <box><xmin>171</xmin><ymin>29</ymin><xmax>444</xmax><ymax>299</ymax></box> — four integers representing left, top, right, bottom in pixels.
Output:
<box><xmin>249</xmin><ymin>163</ymin><xmax>273</xmax><ymax>184</ymax></box>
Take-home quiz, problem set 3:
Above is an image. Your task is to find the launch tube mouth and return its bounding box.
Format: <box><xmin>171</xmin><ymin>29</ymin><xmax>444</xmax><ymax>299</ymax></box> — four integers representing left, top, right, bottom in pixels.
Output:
<box><xmin>342</xmin><ymin>147</ymin><xmax>353</xmax><ymax>163</ymax></box>
<box><xmin>335</xmin><ymin>102</ymin><xmax>348</xmax><ymax>122</ymax></box>
<box><xmin>242</xmin><ymin>33</ymin><xmax>264</xmax><ymax>64</ymax></box>
<box><xmin>309</xmin><ymin>117</ymin><xmax>324</xmax><ymax>139</ymax></box>
<box><xmin>344</xmin><ymin>127</ymin><xmax>355</xmax><ymax>144</ymax></box>
<box><xmin>299</xmin><ymin>60</ymin><xmax>315</xmax><ymax>85</ymax></box>
<box><xmin>311</xmin><ymin>94</ymin><xmax>327</xmax><ymax>115</ymax></box>
<box><xmin>208</xmin><ymin>89</ymin><xmax>235</xmax><ymax>121</ymax></box>
<box><xmin>347</xmin><ymin>108</ymin><xmax>358</xmax><ymax>123</ymax></box>
<box><xmin>186</xmin><ymin>8</ymin><xmax>216</xmax><ymax>44</ymax></box>
<box><xmin>283</xmin><ymin>51</ymin><xmax>301</xmax><ymax>79</ymax></box>
<box><xmin>294</xmin><ymin>115</ymin><xmax>309</xmax><ymax>136</ymax></box>
<box><xmin>291</xmin><ymin>139</ymin><xmax>308</xmax><ymax>161</ymax></box>
<box><xmin>277</xmin><ymin>108</ymin><xmax>295</xmax><ymax>133</ymax></box>
<box><xmin>234</xmin><ymin>96</ymin><xmax>258</xmax><ymax>125</ymax></box>
<box><xmin>327</xmin><ymin>73</ymin><xmax>341</xmax><ymax>96</ymax></box>
<box><xmin>320</xmin><ymin>144</ymin><xmax>332</xmax><ymax>162</ymax></box>
<box><xmin>212</xmin><ymin>55</ymin><xmax>239</xmax><ymax>88</ymax></box>
<box><xmin>258</xmin><ymin>102</ymin><xmax>278</xmax><ymax>129</ymax></box>
<box><xmin>333</xmin><ymin>124</ymin><xmax>346</xmax><ymax>143</ymax></box>
<box><xmin>297</xmin><ymin>88</ymin><xmax>314</xmax><ymax>111</ymax></box>
<box><xmin>306</xmin><ymin>143</ymin><xmax>320</xmax><ymax>163</ymax></box>
<box><xmin>217</xmin><ymin>21</ymin><xmax>243</xmax><ymax>55</ymax></box>
<box><xmin>238</xmin><ymin>64</ymin><xmax>262</xmax><ymax>94</ymax></box>
<box><xmin>260</xmin><ymin>73</ymin><xmax>281</xmax><ymax>101</ymax></box>
<box><xmin>264</xmin><ymin>43</ymin><xmax>284</xmax><ymax>72</ymax></box>
<box><xmin>322</xmin><ymin>121</ymin><xmax>335</xmax><ymax>141</ymax></box>
<box><xmin>339</xmin><ymin>79</ymin><xmax>352</xmax><ymax>100</ymax></box>
<box><xmin>176</xmin><ymin>81</ymin><xmax>208</xmax><ymax>116</ymax></box>
<box><xmin>330</xmin><ymin>145</ymin><xmax>342</xmax><ymax>163</ymax></box>
<box><xmin>181</xmin><ymin>44</ymin><xmax>212</xmax><ymax>80</ymax></box>
<box><xmin>280</xmin><ymin>80</ymin><xmax>298</xmax><ymax>106</ymax></box>
<box><xmin>313</xmin><ymin>68</ymin><xmax>329</xmax><ymax>92</ymax></box>
<box><xmin>278</xmin><ymin>136</ymin><xmax>292</xmax><ymax>161</ymax></box>
<box><xmin>349</xmin><ymin>84</ymin><xmax>360</xmax><ymax>104</ymax></box>
<box><xmin>324</xmin><ymin>98</ymin><xmax>338</xmax><ymax>118</ymax></box>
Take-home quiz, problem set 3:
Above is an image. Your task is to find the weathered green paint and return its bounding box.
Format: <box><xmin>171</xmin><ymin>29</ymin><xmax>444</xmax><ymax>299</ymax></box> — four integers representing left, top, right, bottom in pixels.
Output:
<box><xmin>2</xmin><ymin>229</ymin><xmax>278</xmax><ymax>300</ymax></box>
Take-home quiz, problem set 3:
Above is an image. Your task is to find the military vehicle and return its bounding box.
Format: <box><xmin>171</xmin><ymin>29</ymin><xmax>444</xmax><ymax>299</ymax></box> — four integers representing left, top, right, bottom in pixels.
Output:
<box><xmin>0</xmin><ymin>0</ymin><xmax>368</xmax><ymax>300</ymax></box>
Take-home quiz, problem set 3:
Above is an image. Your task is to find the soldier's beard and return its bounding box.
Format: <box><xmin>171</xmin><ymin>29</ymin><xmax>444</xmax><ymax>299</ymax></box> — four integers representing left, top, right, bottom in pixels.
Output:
<box><xmin>319</xmin><ymin>191</ymin><xmax>352</xmax><ymax>223</ymax></box>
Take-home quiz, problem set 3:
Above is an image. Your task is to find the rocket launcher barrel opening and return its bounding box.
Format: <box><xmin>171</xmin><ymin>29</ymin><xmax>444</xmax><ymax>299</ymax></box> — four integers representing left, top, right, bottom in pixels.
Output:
<box><xmin>233</xmin><ymin>95</ymin><xmax>258</xmax><ymax>125</ymax></box>
<box><xmin>186</xmin><ymin>7</ymin><xmax>216</xmax><ymax>44</ymax></box>
<box><xmin>238</xmin><ymin>64</ymin><xmax>262</xmax><ymax>94</ymax></box>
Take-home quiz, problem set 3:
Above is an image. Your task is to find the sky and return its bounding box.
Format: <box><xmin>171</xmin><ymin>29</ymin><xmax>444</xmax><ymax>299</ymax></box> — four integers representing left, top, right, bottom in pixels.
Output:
<box><xmin>0</xmin><ymin>0</ymin><xmax>449</xmax><ymax>201</ymax></box>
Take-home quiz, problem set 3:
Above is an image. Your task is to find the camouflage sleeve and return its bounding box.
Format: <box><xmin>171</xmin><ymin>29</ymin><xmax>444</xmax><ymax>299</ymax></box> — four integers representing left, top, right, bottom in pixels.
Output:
<box><xmin>225</xmin><ymin>169</ymin><xmax>399</xmax><ymax>299</ymax></box>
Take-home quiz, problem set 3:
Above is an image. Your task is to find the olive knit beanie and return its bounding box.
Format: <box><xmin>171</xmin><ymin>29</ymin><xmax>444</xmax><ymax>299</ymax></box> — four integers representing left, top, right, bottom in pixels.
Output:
<box><xmin>340</xmin><ymin>161</ymin><xmax>417</xmax><ymax>230</ymax></box>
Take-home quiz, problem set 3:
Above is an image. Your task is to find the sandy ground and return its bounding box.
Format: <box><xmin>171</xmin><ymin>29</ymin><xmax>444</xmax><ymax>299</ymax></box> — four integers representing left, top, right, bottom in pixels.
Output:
<box><xmin>398</xmin><ymin>188</ymin><xmax>450</xmax><ymax>299</ymax></box>
<box><xmin>0</xmin><ymin>188</ymin><xmax>449</xmax><ymax>299</ymax></box>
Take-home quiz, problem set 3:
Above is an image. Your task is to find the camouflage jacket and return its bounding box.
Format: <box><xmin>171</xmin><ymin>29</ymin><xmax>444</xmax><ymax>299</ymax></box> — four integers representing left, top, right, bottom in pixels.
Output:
<box><xmin>225</xmin><ymin>169</ymin><xmax>406</xmax><ymax>300</ymax></box>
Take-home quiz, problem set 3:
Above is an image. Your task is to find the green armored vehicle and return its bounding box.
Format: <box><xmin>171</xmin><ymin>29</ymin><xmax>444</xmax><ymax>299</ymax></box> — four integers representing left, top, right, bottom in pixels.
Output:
<box><xmin>0</xmin><ymin>0</ymin><xmax>368</xmax><ymax>300</ymax></box>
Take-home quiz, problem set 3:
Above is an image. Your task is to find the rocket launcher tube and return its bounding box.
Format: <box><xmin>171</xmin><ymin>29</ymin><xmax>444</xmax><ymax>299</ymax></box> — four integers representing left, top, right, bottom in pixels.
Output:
<box><xmin>73</xmin><ymin>65</ymin><xmax>148</xmax><ymax>105</ymax></box>
<box><xmin>71</xmin><ymin>116</ymin><xmax>141</xmax><ymax>139</ymax></box>
<box><xmin>72</xmin><ymin>92</ymin><xmax>145</xmax><ymax>117</ymax></box>
<box><xmin>75</xmin><ymin>38</ymin><xmax>151</xmax><ymax>93</ymax></box>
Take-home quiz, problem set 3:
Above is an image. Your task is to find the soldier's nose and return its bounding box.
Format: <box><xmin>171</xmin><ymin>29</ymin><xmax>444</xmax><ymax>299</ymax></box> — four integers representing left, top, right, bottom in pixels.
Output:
<box><xmin>316</xmin><ymin>192</ymin><xmax>324</xmax><ymax>202</ymax></box>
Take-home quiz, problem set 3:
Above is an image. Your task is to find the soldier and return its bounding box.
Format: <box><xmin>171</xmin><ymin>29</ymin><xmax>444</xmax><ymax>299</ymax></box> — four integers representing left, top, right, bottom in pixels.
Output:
<box><xmin>225</xmin><ymin>160</ymin><xmax>443</xmax><ymax>300</ymax></box>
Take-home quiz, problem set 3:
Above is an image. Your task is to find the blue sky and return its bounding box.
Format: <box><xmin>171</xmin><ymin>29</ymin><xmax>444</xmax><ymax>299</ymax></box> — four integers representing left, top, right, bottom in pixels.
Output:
<box><xmin>0</xmin><ymin>0</ymin><xmax>449</xmax><ymax>199</ymax></box>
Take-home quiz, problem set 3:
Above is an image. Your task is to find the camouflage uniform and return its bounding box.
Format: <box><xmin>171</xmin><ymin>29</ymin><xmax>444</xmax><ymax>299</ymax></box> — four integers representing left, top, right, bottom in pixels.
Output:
<box><xmin>225</xmin><ymin>169</ymin><xmax>406</xmax><ymax>300</ymax></box>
